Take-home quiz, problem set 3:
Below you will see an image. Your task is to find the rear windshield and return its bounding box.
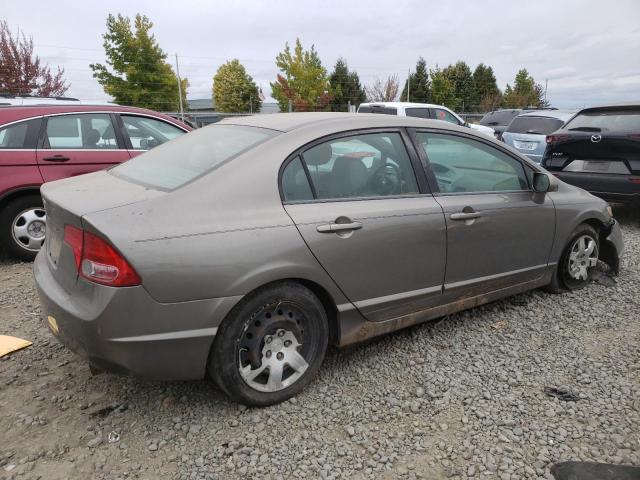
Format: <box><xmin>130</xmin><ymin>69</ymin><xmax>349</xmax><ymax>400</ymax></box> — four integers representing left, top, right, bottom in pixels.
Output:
<box><xmin>506</xmin><ymin>116</ymin><xmax>564</xmax><ymax>135</ymax></box>
<box><xmin>480</xmin><ymin>110</ymin><xmax>521</xmax><ymax>126</ymax></box>
<box><xmin>111</xmin><ymin>125</ymin><xmax>276</xmax><ymax>190</ymax></box>
<box><xmin>564</xmin><ymin>110</ymin><xmax>640</xmax><ymax>132</ymax></box>
<box><xmin>358</xmin><ymin>106</ymin><xmax>398</xmax><ymax>115</ymax></box>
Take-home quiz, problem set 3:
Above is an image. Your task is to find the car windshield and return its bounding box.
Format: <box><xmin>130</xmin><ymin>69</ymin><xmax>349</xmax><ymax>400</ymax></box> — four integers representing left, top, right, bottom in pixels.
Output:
<box><xmin>480</xmin><ymin>110</ymin><xmax>520</xmax><ymax>126</ymax></box>
<box><xmin>111</xmin><ymin>125</ymin><xmax>277</xmax><ymax>190</ymax></box>
<box><xmin>506</xmin><ymin>116</ymin><xmax>565</xmax><ymax>135</ymax></box>
<box><xmin>565</xmin><ymin>110</ymin><xmax>640</xmax><ymax>132</ymax></box>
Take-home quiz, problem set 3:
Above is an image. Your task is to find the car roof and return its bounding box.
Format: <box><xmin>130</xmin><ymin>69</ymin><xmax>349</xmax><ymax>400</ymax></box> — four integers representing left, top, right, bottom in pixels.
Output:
<box><xmin>0</xmin><ymin>104</ymin><xmax>191</xmax><ymax>129</ymax></box>
<box><xmin>359</xmin><ymin>101</ymin><xmax>445</xmax><ymax>109</ymax></box>
<box><xmin>517</xmin><ymin>110</ymin><xmax>575</xmax><ymax>120</ymax></box>
<box><xmin>217</xmin><ymin>111</ymin><xmax>473</xmax><ymax>134</ymax></box>
<box><xmin>578</xmin><ymin>101</ymin><xmax>640</xmax><ymax>113</ymax></box>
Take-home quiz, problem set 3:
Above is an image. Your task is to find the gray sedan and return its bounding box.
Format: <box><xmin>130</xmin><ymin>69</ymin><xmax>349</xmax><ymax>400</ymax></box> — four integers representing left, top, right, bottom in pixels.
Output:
<box><xmin>34</xmin><ymin>113</ymin><xmax>623</xmax><ymax>405</ymax></box>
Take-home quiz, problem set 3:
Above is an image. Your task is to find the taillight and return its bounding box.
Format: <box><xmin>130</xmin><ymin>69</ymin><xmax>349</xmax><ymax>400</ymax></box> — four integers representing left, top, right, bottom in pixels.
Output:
<box><xmin>63</xmin><ymin>225</ymin><xmax>141</xmax><ymax>287</ymax></box>
<box><xmin>546</xmin><ymin>134</ymin><xmax>568</xmax><ymax>144</ymax></box>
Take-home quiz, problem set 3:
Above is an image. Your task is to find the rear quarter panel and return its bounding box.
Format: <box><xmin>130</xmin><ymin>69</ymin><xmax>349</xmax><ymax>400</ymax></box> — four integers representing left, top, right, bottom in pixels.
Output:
<box><xmin>0</xmin><ymin>151</ymin><xmax>42</xmax><ymax>199</ymax></box>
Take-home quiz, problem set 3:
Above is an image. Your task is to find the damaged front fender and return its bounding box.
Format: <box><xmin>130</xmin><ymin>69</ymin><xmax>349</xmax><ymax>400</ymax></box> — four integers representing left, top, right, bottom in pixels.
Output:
<box><xmin>600</xmin><ymin>219</ymin><xmax>624</xmax><ymax>275</ymax></box>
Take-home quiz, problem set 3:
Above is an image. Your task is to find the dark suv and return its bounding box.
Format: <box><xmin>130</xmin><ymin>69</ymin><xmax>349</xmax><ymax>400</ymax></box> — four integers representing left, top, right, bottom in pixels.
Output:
<box><xmin>541</xmin><ymin>102</ymin><xmax>640</xmax><ymax>205</ymax></box>
<box><xmin>0</xmin><ymin>104</ymin><xmax>191</xmax><ymax>260</ymax></box>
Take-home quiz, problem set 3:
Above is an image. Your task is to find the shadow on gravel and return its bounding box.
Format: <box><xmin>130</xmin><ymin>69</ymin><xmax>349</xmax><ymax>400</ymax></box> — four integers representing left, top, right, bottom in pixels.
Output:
<box><xmin>551</xmin><ymin>461</ymin><xmax>640</xmax><ymax>480</ymax></box>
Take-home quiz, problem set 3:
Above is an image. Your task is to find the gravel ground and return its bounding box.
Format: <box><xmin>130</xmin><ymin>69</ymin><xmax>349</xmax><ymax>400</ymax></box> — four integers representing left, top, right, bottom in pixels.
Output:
<box><xmin>1</xmin><ymin>207</ymin><xmax>639</xmax><ymax>480</ymax></box>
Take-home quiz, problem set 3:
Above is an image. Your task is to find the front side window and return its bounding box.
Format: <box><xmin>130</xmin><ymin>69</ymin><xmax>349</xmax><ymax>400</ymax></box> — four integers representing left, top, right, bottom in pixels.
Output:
<box><xmin>416</xmin><ymin>132</ymin><xmax>528</xmax><ymax>193</ymax></box>
<box><xmin>121</xmin><ymin>115</ymin><xmax>186</xmax><ymax>150</ymax></box>
<box><xmin>45</xmin><ymin>114</ymin><xmax>118</xmax><ymax>149</ymax></box>
<box><xmin>432</xmin><ymin>108</ymin><xmax>461</xmax><ymax>125</ymax></box>
<box><xmin>0</xmin><ymin>119</ymin><xmax>39</xmax><ymax>149</ymax></box>
<box><xmin>293</xmin><ymin>132</ymin><xmax>419</xmax><ymax>200</ymax></box>
<box><xmin>112</xmin><ymin>125</ymin><xmax>275</xmax><ymax>190</ymax></box>
<box><xmin>405</xmin><ymin>108</ymin><xmax>430</xmax><ymax>119</ymax></box>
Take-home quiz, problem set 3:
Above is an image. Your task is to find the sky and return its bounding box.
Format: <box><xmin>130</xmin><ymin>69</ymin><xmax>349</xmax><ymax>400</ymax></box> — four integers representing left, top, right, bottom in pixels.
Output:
<box><xmin>4</xmin><ymin>0</ymin><xmax>640</xmax><ymax>110</ymax></box>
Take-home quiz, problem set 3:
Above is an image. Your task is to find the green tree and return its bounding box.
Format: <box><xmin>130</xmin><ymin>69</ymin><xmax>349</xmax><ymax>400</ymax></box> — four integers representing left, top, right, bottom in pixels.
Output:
<box><xmin>430</xmin><ymin>67</ymin><xmax>457</xmax><ymax>109</ymax></box>
<box><xmin>502</xmin><ymin>68</ymin><xmax>546</xmax><ymax>108</ymax></box>
<box><xmin>472</xmin><ymin>63</ymin><xmax>501</xmax><ymax>112</ymax></box>
<box><xmin>442</xmin><ymin>61</ymin><xmax>473</xmax><ymax>111</ymax></box>
<box><xmin>270</xmin><ymin>38</ymin><xmax>330</xmax><ymax>112</ymax></box>
<box><xmin>90</xmin><ymin>14</ymin><xmax>187</xmax><ymax>110</ymax></box>
<box><xmin>328</xmin><ymin>58</ymin><xmax>366</xmax><ymax>111</ymax></box>
<box><xmin>400</xmin><ymin>57</ymin><xmax>431</xmax><ymax>103</ymax></box>
<box><xmin>212</xmin><ymin>59</ymin><xmax>261</xmax><ymax>113</ymax></box>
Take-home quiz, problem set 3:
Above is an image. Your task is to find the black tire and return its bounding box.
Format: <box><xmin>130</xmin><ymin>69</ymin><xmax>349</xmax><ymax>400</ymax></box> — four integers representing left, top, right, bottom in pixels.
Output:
<box><xmin>0</xmin><ymin>194</ymin><xmax>45</xmax><ymax>262</ymax></box>
<box><xmin>209</xmin><ymin>282</ymin><xmax>329</xmax><ymax>406</ymax></box>
<box><xmin>546</xmin><ymin>224</ymin><xmax>599</xmax><ymax>293</ymax></box>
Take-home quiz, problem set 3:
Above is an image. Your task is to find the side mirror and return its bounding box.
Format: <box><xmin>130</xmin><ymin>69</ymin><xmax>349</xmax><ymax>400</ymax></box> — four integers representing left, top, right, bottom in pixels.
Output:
<box><xmin>533</xmin><ymin>172</ymin><xmax>551</xmax><ymax>193</ymax></box>
<box><xmin>464</xmin><ymin>121</ymin><xmax>470</xmax><ymax>127</ymax></box>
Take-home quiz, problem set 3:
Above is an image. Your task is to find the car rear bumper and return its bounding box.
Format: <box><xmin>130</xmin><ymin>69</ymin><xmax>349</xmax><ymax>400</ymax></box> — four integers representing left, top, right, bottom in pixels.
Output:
<box><xmin>551</xmin><ymin>172</ymin><xmax>640</xmax><ymax>204</ymax></box>
<box><xmin>34</xmin><ymin>251</ymin><xmax>242</xmax><ymax>380</ymax></box>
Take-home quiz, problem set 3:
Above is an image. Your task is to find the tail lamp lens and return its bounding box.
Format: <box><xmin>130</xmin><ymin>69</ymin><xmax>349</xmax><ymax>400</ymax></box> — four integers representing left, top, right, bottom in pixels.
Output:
<box><xmin>63</xmin><ymin>225</ymin><xmax>141</xmax><ymax>287</ymax></box>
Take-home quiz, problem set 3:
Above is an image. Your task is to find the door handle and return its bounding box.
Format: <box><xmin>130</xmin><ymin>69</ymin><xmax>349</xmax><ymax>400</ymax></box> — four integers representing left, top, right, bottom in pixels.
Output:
<box><xmin>43</xmin><ymin>155</ymin><xmax>70</xmax><ymax>162</ymax></box>
<box><xmin>317</xmin><ymin>221</ymin><xmax>363</xmax><ymax>233</ymax></box>
<box><xmin>450</xmin><ymin>212</ymin><xmax>481</xmax><ymax>221</ymax></box>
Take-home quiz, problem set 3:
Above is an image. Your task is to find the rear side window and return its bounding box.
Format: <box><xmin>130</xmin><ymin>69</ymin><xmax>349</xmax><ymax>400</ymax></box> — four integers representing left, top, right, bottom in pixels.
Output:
<box><xmin>506</xmin><ymin>116</ymin><xmax>565</xmax><ymax>135</ymax></box>
<box><xmin>122</xmin><ymin>115</ymin><xmax>186</xmax><ymax>150</ymax></box>
<box><xmin>281</xmin><ymin>156</ymin><xmax>314</xmax><ymax>202</ymax></box>
<box><xmin>480</xmin><ymin>110</ymin><xmax>520</xmax><ymax>126</ymax></box>
<box><xmin>405</xmin><ymin>108</ymin><xmax>430</xmax><ymax>118</ymax></box>
<box><xmin>564</xmin><ymin>110</ymin><xmax>640</xmax><ymax>132</ymax></box>
<box><xmin>45</xmin><ymin>114</ymin><xmax>118</xmax><ymax>149</ymax></box>
<box><xmin>112</xmin><ymin>125</ymin><xmax>276</xmax><ymax>190</ymax></box>
<box><xmin>358</xmin><ymin>106</ymin><xmax>398</xmax><ymax>115</ymax></box>
<box><xmin>0</xmin><ymin>119</ymin><xmax>40</xmax><ymax>149</ymax></box>
<box><xmin>286</xmin><ymin>132</ymin><xmax>419</xmax><ymax>201</ymax></box>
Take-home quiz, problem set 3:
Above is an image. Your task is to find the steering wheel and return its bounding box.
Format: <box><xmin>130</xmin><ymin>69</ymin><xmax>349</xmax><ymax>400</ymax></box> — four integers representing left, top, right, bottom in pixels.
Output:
<box><xmin>370</xmin><ymin>163</ymin><xmax>401</xmax><ymax>195</ymax></box>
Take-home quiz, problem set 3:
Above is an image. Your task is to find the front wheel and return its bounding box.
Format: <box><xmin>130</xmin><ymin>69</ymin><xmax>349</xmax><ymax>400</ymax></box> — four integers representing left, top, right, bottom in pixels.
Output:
<box><xmin>209</xmin><ymin>282</ymin><xmax>328</xmax><ymax>406</ymax></box>
<box><xmin>0</xmin><ymin>195</ymin><xmax>46</xmax><ymax>261</ymax></box>
<box><xmin>547</xmin><ymin>224</ymin><xmax>600</xmax><ymax>292</ymax></box>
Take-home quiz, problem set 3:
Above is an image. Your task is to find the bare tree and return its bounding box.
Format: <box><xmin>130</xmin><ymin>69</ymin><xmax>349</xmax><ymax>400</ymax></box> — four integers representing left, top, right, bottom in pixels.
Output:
<box><xmin>365</xmin><ymin>74</ymin><xmax>400</xmax><ymax>102</ymax></box>
<box><xmin>0</xmin><ymin>21</ymin><xmax>69</xmax><ymax>96</ymax></box>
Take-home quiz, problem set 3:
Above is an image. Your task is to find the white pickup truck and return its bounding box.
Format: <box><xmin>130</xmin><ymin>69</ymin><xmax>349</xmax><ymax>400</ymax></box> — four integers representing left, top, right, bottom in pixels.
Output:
<box><xmin>357</xmin><ymin>102</ymin><xmax>495</xmax><ymax>138</ymax></box>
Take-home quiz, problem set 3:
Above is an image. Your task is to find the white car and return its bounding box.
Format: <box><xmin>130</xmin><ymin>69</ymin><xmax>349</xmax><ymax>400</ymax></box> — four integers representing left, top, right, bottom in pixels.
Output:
<box><xmin>357</xmin><ymin>102</ymin><xmax>495</xmax><ymax>138</ymax></box>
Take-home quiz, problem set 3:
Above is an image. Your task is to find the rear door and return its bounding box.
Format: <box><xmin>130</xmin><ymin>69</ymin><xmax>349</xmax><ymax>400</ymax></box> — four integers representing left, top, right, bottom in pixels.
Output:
<box><xmin>281</xmin><ymin>129</ymin><xmax>447</xmax><ymax>322</ymax></box>
<box><xmin>412</xmin><ymin>129</ymin><xmax>555</xmax><ymax>298</ymax></box>
<box><xmin>36</xmin><ymin>113</ymin><xmax>128</xmax><ymax>182</ymax></box>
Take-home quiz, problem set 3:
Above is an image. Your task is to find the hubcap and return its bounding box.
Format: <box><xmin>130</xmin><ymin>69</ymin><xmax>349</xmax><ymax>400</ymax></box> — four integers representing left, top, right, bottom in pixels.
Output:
<box><xmin>238</xmin><ymin>305</ymin><xmax>309</xmax><ymax>393</ymax></box>
<box><xmin>12</xmin><ymin>208</ymin><xmax>46</xmax><ymax>252</ymax></box>
<box><xmin>568</xmin><ymin>235</ymin><xmax>598</xmax><ymax>281</ymax></box>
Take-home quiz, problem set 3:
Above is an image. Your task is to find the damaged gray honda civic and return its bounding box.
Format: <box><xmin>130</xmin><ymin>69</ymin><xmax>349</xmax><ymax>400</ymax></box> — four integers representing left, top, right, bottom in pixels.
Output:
<box><xmin>35</xmin><ymin>112</ymin><xmax>623</xmax><ymax>406</ymax></box>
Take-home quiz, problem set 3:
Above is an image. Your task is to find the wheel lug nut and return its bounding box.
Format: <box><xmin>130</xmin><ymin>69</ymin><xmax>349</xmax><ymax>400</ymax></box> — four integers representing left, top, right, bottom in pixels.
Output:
<box><xmin>265</xmin><ymin>350</ymin><xmax>272</xmax><ymax>358</ymax></box>
<box><xmin>277</xmin><ymin>352</ymin><xmax>284</xmax><ymax>360</ymax></box>
<box><xmin>265</xmin><ymin>336</ymin><xmax>272</xmax><ymax>344</ymax></box>
<box><xmin>278</xmin><ymin>330</ymin><xmax>285</xmax><ymax>337</ymax></box>
<box><xmin>284</xmin><ymin>340</ymin><xmax>291</xmax><ymax>347</ymax></box>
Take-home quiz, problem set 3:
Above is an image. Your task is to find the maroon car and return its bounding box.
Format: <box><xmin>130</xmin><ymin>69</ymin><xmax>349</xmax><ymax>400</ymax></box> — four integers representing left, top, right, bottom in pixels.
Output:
<box><xmin>0</xmin><ymin>104</ymin><xmax>191</xmax><ymax>260</ymax></box>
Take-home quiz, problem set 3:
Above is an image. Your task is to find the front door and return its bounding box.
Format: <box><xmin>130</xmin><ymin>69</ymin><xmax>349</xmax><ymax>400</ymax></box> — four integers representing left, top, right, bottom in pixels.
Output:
<box><xmin>36</xmin><ymin>113</ymin><xmax>129</xmax><ymax>182</ymax></box>
<box><xmin>281</xmin><ymin>130</ymin><xmax>447</xmax><ymax>322</ymax></box>
<box><xmin>413</xmin><ymin>130</ymin><xmax>556</xmax><ymax>297</ymax></box>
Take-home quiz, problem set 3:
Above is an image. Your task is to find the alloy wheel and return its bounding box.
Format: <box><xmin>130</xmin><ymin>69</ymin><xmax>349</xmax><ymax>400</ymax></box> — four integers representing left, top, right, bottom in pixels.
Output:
<box><xmin>567</xmin><ymin>234</ymin><xmax>598</xmax><ymax>281</ymax></box>
<box><xmin>11</xmin><ymin>207</ymin><xmax>46</xmax><ymax>252</ymax></box>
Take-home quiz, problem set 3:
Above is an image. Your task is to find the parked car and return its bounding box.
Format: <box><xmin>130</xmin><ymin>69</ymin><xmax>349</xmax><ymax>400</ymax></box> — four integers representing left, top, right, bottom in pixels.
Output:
<box><xmin>479</xmin><ymin>109</ymin><xmax>532</xmax><ymax>139</ymax></box>
<box><xmin>35</xmin><ymin>112</ymin><xmax>623</xmax><ymax>406</ymax></box>
<box><xmin>502</xmin><ymin>110</ymin><xmax>575</xmax><ymax>163</ymax></box>
<box><xmin>357</xmin><ymin>102</ymin><xmax>495</xmax><ymax>138</ymax></box>
<box><xmin>0</xmin><ymin>104</ymin><xmax>191</xmax><ymax>260</ymax></box>
<box><xmin>542</xmin><ymin>102</ymin><xmax>640</xmax><ymax>205</ymax></box>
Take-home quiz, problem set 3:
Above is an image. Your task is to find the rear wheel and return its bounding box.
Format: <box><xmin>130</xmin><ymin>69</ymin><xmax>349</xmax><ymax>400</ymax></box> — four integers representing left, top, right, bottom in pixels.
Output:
<box><xmin>547</xmin><ymin>224</ymin><xmax>599</xmax><ymax>292</ymax></box>
<box><xmin>209</xmin><ymin>282</ymin><xmax>328</xmax><ymax>406</ymax></box>
<box><xmin>0</xmin><ymin>195</ymin><xmax>46</xmax><ymax>261</ymax></box>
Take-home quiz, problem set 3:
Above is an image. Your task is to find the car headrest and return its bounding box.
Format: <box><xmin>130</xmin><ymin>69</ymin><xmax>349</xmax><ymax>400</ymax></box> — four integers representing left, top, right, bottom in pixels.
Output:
<box><xmin>85</xmin><ymin>128</ymin><xmax>101</xmax><ymax>146</ymax></box>
<box><xmin>304</xmin><ymin>143</ymin><xmax>332</xmax><ymax>166</ymax></box>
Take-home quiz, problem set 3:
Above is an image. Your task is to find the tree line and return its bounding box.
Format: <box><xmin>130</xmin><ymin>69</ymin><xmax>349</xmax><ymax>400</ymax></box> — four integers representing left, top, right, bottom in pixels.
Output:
<box><xmin>0</xmin><ymin>15</ymin><xmax>549</xmax><ymax>113</ymax></box>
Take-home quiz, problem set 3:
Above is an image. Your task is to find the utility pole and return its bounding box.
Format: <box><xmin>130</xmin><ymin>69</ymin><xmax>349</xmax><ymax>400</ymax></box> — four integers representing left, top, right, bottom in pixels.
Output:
<box><xmin>175</xmin><ymin>53</ymin><xmax>184</xmax><ymax>122</ymax></box>
<box><xmin>544</xmin><ymin>79</ymin><xmax>548</xmax><ymax>105</ymax></box>
<box><xmin>407</xmin><ymin>68</ymin><xmax>410</xmax><ymax>102</ymax></box>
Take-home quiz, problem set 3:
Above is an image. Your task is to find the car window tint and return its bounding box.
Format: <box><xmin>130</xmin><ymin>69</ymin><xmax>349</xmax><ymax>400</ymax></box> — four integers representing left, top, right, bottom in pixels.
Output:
<box><xmin>46</xmin><ymin>114</ymin><xmax>118</xmax><ymax>149</ymax></box>
<box><xmin>564</xmin><ymin>110</ymin><xmax>640</xmax><ymax>132</ymax></box>
<box><xmin>480</xmin><ymin>110</ymin><xmax>521</xmax><ymax>126</ymax></box>
<box><xmin>416</xmin><ymin>132</ymin><xmax>528</xmax><ymax>193</ymax></box>
<box><xmin>300</xmin><ymin>132</ymin><xmax>418</xmax><ymax>200</ymax></box>
<box><xmin>432</xmin><ymin>108</ymin><xmax>460</xmax><ymax>125</ymax></box>
<box><xmin>405</xmin><ymin>108</ymin><xmax>430</xmax><ymax>119</ymax></box>
<box><xmin>359</xmin><ymin>106</ymin><xmax>397</xmax><ymax>115</ymax></box>
<box><xmin>112</xmin><ymin>125</ymin><xmax>276</xmax><ymax>190</ymax></box>
<box><xmin>121</xmin><ymin>115</ymin><xmax>185</xmax><ymax>150</ymax></box>
<box><xmin>506</xmin><ymin>116</ymin><xmax>565</xmax><ymax>135</ymax></box>
<box><xmin>0</xmin><ymin>121</ymin><xmax>30</xmax><ymax>149</ymax></box>
<box><xmin>281</xmin><ymin>156</ymin><xmax>314</xmax><ymax>202</ymax></box>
